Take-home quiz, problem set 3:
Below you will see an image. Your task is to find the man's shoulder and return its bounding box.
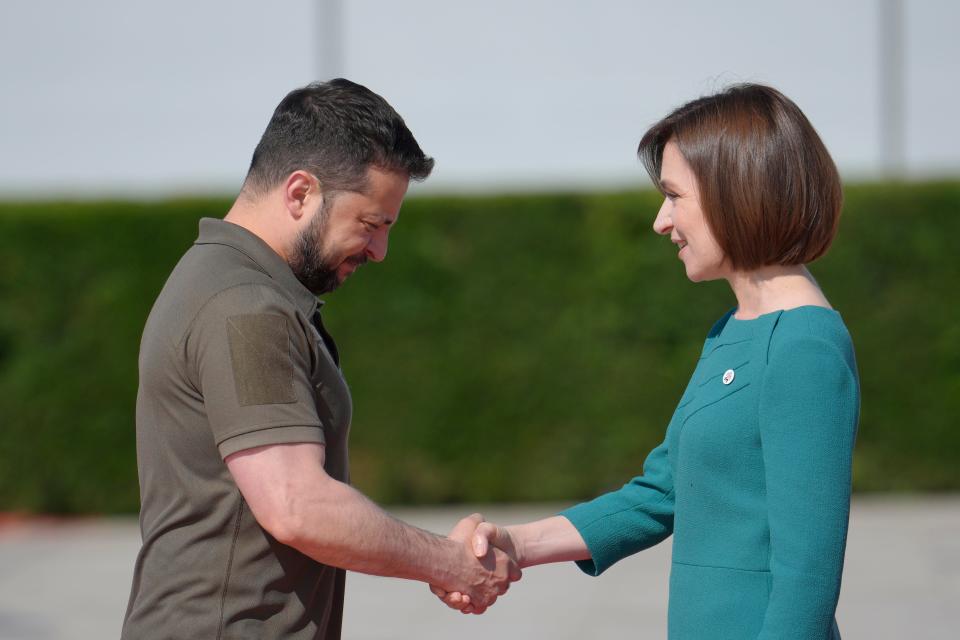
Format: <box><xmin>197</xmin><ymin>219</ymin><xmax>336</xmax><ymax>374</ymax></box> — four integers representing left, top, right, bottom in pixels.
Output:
<box><xmin>188</xmin><ymin>240</ymin><xmax>297</xmax><ymax>299</ymax></box>
<box><xmin>147</xmin><ymin>243</ymin><xmax>302</xmax><ymax>349</ymax></box>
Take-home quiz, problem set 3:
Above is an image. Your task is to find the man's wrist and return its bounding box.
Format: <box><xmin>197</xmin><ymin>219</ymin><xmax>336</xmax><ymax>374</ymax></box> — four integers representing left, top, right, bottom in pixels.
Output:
<box><xmin>423</xmin><ymin>535</ymin><xmax>469</xmax><ymax>589</ymax></box>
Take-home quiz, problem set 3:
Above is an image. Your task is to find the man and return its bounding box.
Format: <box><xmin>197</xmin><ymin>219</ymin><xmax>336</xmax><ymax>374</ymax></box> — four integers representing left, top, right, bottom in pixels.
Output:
<box><xmin>122</xmin><ymin>79</ymin><xmax>518</xmax><ymax>640</ymax></box>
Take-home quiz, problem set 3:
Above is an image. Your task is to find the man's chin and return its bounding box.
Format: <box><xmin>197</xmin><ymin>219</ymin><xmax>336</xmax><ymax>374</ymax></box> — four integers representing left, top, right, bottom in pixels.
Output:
<box><xmin>317</xmin><ymin>269</ymin><xmax>354</xmax><ymax>295</ymax></box>
<box><xmin>296</xmin><ymin>271</ymin><xmax>341</xmax><ymax>296</ymax></box>
<box><xmin>296</xmin><ymin>262</ymin><xmax>362</xmax><ymax>296</ymax></box>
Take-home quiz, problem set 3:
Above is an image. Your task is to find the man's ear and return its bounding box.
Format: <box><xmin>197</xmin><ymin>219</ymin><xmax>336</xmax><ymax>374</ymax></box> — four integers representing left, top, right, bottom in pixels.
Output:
<box><xmin>283</xmin><ymin>171</ymin><xmax>322</xmax><ymax>221</ymax></box>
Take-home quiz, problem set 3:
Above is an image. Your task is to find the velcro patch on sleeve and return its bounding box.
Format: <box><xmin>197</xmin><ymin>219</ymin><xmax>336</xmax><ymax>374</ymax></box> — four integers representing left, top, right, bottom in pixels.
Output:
<box><xmin>226</xmin><ymin>313</ymin><xmax>298</xmax><ymax>406</ymax></box>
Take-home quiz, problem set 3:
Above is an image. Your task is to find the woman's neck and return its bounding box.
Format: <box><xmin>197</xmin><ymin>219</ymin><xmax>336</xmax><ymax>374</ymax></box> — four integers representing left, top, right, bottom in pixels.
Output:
<box><xmin>726</xmin><ymin>264</ymin><xmax>831</xmax><ymax>320</ymax></box>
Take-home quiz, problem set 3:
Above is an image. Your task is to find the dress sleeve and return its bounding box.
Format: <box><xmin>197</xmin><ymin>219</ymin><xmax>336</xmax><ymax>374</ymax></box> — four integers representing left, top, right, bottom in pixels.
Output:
<box><xmin>558</xmin><ymin>434</ymin><xmax>675</xmax><ymax>576</ymax></box>
<box><xmin>184</xmin><ymin>283</ymin><xmax>326</xmax><ymax>458</ymax></box>
<box><xmin>757</xmin><ymin>337</ymin><xmax>859</xmax><ymax>638</ymax></box>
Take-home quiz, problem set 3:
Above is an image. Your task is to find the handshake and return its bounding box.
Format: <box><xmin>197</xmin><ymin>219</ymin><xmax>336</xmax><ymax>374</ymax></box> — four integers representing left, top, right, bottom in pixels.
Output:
<box><xmin>428</xmin><ymin>513</ymin><xmax>523</xmax><ymax>615</ymax></box>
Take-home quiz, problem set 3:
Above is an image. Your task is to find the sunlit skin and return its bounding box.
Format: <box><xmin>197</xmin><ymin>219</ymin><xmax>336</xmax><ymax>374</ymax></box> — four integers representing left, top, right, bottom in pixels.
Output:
<box><xmin>651</xmin><ymin>140</ymin><xmax>830</xmax><ymax>319</ymax></box>
<box><xmin>434</xmin><ymin>142</ymin><xmax>837</xmax><ymax>614</ymax></box>
<box><xmin>432</xmin><ymin>118</ymin><xmax>846</xmax><ymax>612</ymax></box>
<box><xmin>221</xmin><ymin>166</ymin><xmax>521</xmax><ymax>612</ymax></box>
<box><xmin>312</xmin><ymin>167</ymin><xmax>409</xmax><ymax>286</ymax></box>
<box><xmin>652</xmin><ymin>141</ymin><xmax>729</xmax><ymax>283</ymax></box>
<box><xmin>224</xmin><ymin>166</ymin><xmax>409</xmax><ymax>294</ymax></box>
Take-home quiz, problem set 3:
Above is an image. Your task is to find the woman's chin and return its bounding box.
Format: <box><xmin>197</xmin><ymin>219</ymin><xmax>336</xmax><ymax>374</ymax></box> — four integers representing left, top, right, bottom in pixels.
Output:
<box><xmin>684</xmin><ymin>265</ymin><xmax>704</xmax><ymax>282</ymax></box>
<box><xmin>684</xmin><ymin>265</ymin><xmax>722</xmax><ymax>284</ymax></box>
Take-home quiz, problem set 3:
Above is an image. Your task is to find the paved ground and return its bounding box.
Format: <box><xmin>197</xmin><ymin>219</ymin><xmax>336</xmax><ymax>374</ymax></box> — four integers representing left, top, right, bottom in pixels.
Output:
<box><xmin>1</xmin><ymin>496</ymin><xmax>957</xmax><ymax>639</ymax></box>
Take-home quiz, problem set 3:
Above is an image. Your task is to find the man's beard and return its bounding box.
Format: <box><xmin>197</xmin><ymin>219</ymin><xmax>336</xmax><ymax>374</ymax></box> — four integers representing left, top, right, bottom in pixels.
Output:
<box><xmin>289</xmin><ymin>202</ymin><xmax>342</xmax><ymax>295</ymax></box>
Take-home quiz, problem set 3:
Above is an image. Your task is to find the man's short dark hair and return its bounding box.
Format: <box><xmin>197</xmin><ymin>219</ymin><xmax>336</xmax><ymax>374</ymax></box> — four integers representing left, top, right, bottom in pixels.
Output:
<box><xmin>638</xmin><ymin>83</ymin><xmax>843</xmax><ymax>270</ymax></box>
<box><xmin>243</xmin><ymin>78</ymin><xmax>434</xmax><ymax>196</ymax></box>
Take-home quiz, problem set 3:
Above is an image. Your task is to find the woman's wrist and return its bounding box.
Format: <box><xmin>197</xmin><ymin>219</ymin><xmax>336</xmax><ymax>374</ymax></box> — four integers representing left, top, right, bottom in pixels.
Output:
<box><xmin>506</xmin><ymin>516</ymin><xmax>589</xmax><ymax>568</ymax></box>
<box><xmin>503</xmin><ymin>524</ymin><xmax>528</xmax><ymax>568</ymax></box>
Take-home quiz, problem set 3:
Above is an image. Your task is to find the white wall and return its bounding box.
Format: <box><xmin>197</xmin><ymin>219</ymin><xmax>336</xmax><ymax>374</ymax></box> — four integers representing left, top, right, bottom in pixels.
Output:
<box><xmin>1</xmin><ymin>0</ymin><xmax>957</xmax><ymax>198</ymax></box>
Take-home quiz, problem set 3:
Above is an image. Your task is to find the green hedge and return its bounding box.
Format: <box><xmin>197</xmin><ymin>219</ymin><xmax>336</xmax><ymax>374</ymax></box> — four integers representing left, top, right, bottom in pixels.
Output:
<box><xmin>1</xmin><ymin>182</ymin><xmax>957</xmax><ymax>513</ymax></box>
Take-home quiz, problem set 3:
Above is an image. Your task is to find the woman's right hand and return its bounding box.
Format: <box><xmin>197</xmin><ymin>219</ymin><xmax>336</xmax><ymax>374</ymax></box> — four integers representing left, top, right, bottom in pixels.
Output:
<box><xmin>430</xmin><ymin>514</ymin><xmax>590</xmax><ymax>613</ymax></box>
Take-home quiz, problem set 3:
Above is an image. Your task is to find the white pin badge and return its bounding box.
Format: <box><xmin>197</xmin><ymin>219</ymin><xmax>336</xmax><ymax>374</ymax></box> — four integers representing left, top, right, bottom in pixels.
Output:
<box><xmin>722</xmin><ymin>369</ymin><xmax>735</xmax><ymax>385</ymax></box>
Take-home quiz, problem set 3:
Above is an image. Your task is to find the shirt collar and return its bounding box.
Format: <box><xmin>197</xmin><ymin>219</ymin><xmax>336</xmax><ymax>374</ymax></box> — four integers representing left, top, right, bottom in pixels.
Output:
<box><xmin>194</xmin><ymin>217</ymin><xmax>321</xmax><ymax>318</ymax></box>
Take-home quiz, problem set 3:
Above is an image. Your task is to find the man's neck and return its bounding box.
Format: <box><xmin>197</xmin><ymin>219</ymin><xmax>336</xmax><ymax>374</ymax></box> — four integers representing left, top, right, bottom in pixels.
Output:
<box><xmin>224</xmin><ymin>193</ymin><xmax>290</xmax><ymax>263</ymax></box>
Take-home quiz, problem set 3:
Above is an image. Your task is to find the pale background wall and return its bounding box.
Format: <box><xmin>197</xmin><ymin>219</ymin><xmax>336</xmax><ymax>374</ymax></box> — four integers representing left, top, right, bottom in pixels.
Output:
<box><xmin>1</xmin><ymin>0</ymin><xmax>957</xmax><ymax>198</ymax></box>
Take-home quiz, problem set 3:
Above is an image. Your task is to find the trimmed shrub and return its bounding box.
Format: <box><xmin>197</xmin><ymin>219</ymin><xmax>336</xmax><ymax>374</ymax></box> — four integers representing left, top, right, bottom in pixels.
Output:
<box><xmin>0</xmin><ymin>182</ymin><xmax>956</xmax><ymax>513</ymax></box>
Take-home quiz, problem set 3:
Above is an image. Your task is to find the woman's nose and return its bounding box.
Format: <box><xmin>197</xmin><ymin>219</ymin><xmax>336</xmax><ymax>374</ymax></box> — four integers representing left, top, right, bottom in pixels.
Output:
<box><xmin>652</xmin><ymin>199</ymin><xmax>673</xmax><ymax>236</ymax></box>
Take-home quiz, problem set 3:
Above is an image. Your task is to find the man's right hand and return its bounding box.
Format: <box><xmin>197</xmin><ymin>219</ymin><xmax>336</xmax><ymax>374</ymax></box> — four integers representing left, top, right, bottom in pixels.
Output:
<box><xmin>432</xmin><ymin>514</ymin><xmax>591</xmax><ymax>614</ymax></box>
<box><xmin>430</xmin><ymin>515</ymin><xmax>522</xmax><ymax>614</ymax></box>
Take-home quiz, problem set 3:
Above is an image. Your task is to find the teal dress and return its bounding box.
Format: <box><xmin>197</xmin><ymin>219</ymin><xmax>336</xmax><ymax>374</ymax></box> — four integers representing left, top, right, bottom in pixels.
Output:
<box><xmin>561</xmin><ymin>306</ymin><xmax>859</xmax><ymax>639</ymax></box>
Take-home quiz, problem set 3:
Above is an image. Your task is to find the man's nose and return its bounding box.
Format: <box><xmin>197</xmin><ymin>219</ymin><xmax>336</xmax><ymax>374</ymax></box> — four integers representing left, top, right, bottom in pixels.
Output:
<box><xmin>652</xmin><ymin>199</ymin><xmax>672</xmax><ymax>236</ymax></box>
<box><xmin>366</xmin><ymin>232</ymin><xmax>388</xmax><ymax>262</ymax></box>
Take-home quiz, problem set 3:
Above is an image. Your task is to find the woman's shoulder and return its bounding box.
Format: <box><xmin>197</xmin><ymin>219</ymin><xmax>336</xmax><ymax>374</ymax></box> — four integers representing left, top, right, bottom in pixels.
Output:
<box><xmin>767</xmin><ymin>306</ymin><xmax>858</xmax><ymax>376</ymax></box>
<box><xmin>769</xmin><ymin>305</ymin><xmax>851</xmax><ymax>346</ymax></box>
<box><xmin>702</xmin><ymin>305</ymin><xmax>856</xmax><ymax>373</ymax></box>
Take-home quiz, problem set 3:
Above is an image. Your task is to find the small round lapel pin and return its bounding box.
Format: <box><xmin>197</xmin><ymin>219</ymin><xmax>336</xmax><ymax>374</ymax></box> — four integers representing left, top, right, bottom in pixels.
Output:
<box><xmin>722</xmin><ymin>369</ymin><xmax>735</xmax><ymax>385</ymax></box>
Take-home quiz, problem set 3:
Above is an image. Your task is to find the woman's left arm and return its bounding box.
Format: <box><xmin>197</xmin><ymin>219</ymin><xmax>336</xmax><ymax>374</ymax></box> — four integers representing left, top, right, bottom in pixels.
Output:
<box><xmin>757</xmin><ymin>336</ymin><xmax>860</xmax><ymax>639</ymax></box>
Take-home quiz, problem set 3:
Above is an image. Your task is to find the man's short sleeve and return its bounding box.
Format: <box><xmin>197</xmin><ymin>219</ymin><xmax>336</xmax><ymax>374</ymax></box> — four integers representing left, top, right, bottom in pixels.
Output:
<box><xmin>185</xmin><ymin>283</ymin><xmax>324</xmax><ymax>458</ymax></box>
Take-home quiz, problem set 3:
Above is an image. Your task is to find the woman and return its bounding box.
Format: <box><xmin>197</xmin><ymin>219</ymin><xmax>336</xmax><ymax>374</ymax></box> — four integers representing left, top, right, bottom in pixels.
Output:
<box><xmin>435</xmin><ymin>84</ymin><xmax>860</xmax><ymax>639</ymax></box>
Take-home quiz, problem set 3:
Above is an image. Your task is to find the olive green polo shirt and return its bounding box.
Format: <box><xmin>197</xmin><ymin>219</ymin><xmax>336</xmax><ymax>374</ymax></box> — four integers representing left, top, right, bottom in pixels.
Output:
<box><xmin>123</xmin><ymin>218</ymin><xmax>352</xmax><ymax>640</ymax></box>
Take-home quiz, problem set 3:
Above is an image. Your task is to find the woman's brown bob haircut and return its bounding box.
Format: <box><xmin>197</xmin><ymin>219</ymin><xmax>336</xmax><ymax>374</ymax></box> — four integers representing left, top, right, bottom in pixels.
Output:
<box><xmin>638</xmin><ymin>84</ymin><xmax>843</xmax><ymax>270</ymax></box>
